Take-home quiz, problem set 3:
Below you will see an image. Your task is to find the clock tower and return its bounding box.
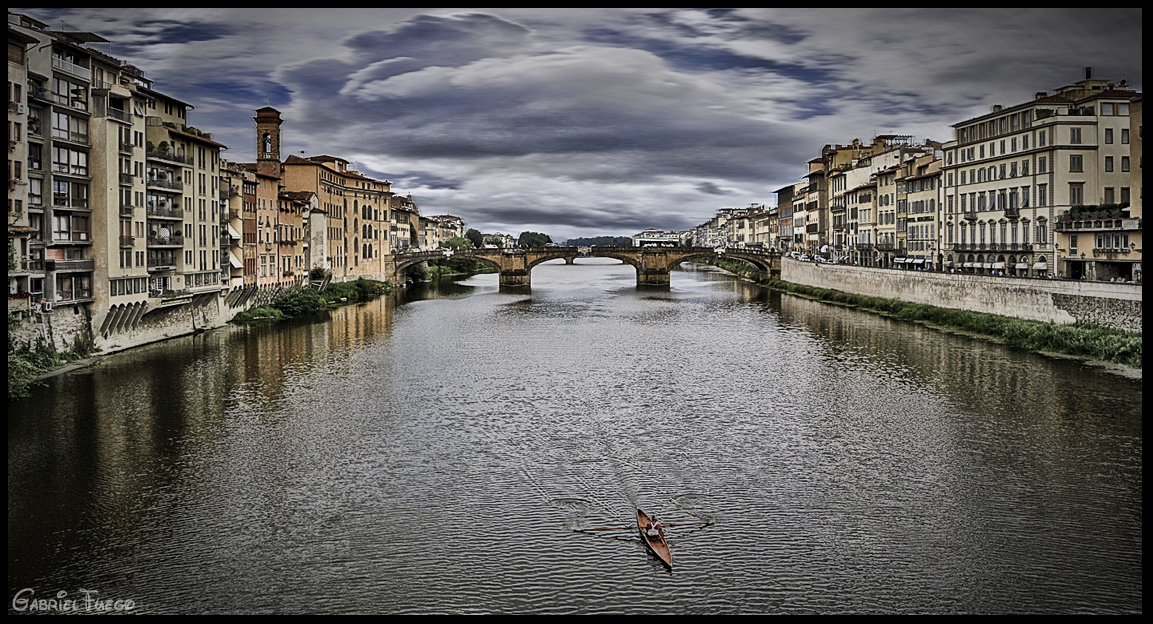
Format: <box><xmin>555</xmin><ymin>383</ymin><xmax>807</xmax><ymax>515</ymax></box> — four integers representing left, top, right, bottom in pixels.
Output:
<box><xmin>254</xmin><ymin>106</ymin><xmax>284</xmax><ymax>178</ymax></box>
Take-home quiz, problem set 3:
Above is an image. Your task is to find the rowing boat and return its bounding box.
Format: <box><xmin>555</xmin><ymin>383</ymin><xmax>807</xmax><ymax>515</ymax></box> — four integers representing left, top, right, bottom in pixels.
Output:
<box><xmin>637</xmin><ymin>507</ymin><xmax>672</xmax><ymax>568</ymax></box>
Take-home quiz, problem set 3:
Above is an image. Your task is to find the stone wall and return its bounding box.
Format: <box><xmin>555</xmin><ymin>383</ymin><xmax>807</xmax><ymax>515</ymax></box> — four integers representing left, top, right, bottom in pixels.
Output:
<box><xmin>781</xmin><ymin>258</ymin><xmax>1142</xmax><ymax>332</ymax></box>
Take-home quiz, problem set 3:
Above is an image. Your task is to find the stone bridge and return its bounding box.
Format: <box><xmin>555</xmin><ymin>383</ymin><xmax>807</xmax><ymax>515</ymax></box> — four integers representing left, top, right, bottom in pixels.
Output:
<box><xmin>389</xmin><ymin>246</ymin><xmax>780</xmax><ymax>288</ymax></box>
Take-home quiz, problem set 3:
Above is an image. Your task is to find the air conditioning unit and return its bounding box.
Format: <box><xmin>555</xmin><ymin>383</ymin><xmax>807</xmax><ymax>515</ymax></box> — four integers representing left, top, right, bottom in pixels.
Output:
<box><xmin>40</xmin><ymin>301</ymin><xmax>53</xmax><ymax>313</ymax></box>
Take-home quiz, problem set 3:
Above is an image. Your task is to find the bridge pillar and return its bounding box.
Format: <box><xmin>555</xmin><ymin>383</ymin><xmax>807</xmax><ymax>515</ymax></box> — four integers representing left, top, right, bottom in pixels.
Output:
<box><xmin>637</xmin><ymin>269</ymin><xmax>671</xmax><ymax>286</ymax></box>
<box><xmin>637</xmin><ymin>250</ymin><xmax>672</xmax><ymax>287</ymax></box>
<box><xmin>499</xmin><ymin>269</ymin><xmax>531</xmax><ymax>288</ymax></box>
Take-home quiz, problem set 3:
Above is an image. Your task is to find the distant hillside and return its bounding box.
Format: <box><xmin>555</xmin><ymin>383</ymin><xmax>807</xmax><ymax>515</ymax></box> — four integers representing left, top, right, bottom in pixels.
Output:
<box><xmin>562</xmin><ymin>236</ymin><xmax>634</xmax><ymax>247</ymax></box>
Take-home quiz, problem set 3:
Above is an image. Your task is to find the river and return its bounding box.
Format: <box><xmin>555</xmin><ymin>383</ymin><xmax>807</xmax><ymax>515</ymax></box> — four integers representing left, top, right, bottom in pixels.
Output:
<box><xmin>7</xmin><ymin>259</ymin><xmax>1143</xmax><ymax>614</ymax></box>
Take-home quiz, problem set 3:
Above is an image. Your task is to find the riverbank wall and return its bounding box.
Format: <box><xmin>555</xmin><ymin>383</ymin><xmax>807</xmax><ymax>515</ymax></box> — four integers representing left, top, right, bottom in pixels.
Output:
<box><xmin>781</xmin><ymin>258</ymin><xmax>1142</xmax><ymax>332</ymax></box>
<box><xmin>9</xmin><ymin>284</ymin><xmax>288</xmax><ymax>357</ymax></box>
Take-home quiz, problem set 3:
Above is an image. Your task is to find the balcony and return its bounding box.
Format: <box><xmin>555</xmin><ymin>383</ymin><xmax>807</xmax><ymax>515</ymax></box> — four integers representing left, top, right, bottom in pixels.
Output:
<box><xmin>147</xmin><ymin>233</ymin><xmax>184</xmax><ymax>248</ymax></box>
<box><xmin>147</xmin><ymin>254</ymin><xmax>178</xmax><ymax>271</ymax></box>
<box><xmin>146</xmin><ymin>203</ymin><xmax>183</xmax><ymax>219</ymax></box>
<box><xmin>45</xmin><ymin>259</ymin><xmax>94</xmax><ymax>272</ymax></box>
<box><xmin>146</xmin><ymin>147</ymin><xmax>194</xmax><ymax>166</ymax></box>
<box><xmin>1055</xmin><ymin>218</ymin><xmax>1140</xmax><ymax>233</ymax></box>
<box><xmin>120</xmin><ymin>235</ymin><xmax>135</xmax><ymax>248</ymax></box>
<box><xmin>52</xmin><ymin>57</ymin><xmax>91</xmax><ymax>81</ymax></box>
<box><xmin>146</xmin><ymin>176</ymin><xmax>184</xmax><ymax>192</ymax></box>
<box><xmin>1092</xmin><ymin>247</ymin><xmax>1132</xmax><ymax>258</ymax></box>
<box><xmin>103</xmin><ymin>107</ymin><xmax>131</xmax><ymax>124</ymax></box>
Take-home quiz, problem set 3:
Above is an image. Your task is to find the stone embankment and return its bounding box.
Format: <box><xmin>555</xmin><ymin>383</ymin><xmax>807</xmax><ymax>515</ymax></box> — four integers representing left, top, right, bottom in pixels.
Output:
<box><xmin>781</xmin><ymin>258</ymin><xmax>1141</xmax><ymax>332</ymax></box>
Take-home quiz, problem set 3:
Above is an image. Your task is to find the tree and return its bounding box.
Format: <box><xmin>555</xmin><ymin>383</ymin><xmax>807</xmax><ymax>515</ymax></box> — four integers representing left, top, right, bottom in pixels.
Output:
<box><xmin>517</xmin><ymin>231</ymin><xmax>553</xmax><ymax>247</ymax></box>
<box><xmin>440</xmin><ymin>236</ymin><xmax>474</xmax><ymax>250</ymax></box>
<box><xmin>465</xmin><ymin>228</ymin><xmax>484</xmax><ymax>248</ymax></box>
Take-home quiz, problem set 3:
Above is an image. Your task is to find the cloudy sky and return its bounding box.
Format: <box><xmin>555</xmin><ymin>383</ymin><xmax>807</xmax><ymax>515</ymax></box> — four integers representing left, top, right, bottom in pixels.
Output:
<box><xmin>17</xmin><ymin>8</ymin><xmax>1143</xmax><ymax>242</ymax></box>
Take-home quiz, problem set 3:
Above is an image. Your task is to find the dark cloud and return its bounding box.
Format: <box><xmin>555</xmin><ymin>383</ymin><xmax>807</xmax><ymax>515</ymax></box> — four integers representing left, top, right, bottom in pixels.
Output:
<box><xmin>11</xmin><ymin>7</ymin><xmax>1141</xmax><ymax>240</ymax></box>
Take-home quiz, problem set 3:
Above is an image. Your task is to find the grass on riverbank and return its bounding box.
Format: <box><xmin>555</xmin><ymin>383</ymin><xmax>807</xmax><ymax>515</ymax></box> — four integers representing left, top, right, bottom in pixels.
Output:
<box><xmin>705</xmin><ymin>257</ymin><xmax>1143</xmax><ymax>369</ymax></box>
<box><xmin>232</xmin><ymin>278</ymin><xmax>392</xmax><ymax>322</ymax></box>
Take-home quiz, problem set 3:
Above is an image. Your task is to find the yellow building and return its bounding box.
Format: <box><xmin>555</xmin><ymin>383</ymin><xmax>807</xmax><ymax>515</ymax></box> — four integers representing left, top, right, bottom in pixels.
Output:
<box><xmin>943</xmin><ymin>69</ymin><xmax>1140</xmax><ymax>279</ymax></box>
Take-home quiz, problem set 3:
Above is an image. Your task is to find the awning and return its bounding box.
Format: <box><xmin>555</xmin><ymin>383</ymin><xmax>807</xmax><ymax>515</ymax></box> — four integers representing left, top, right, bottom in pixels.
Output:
<box><xmin>963</xmin><ymin>262</ymin><xmax>973</xmax><ymax>268</ymax></box>
<box><xmin>229</xmin><ymin>254</ymin><xmax>243</xmax><ymax>269</ymax></box>
<box><xmin>991</xmin><ymin>262</ymin><xmax>1005</xmax><ymax>269</ymax></box>
<box><xmin>910</xmin><ymin>258</ymin><xmax>925</xmax><ymax>265</ymax></box>
<box><xmin>894</xmin><ymin>258</ymin><xmax>907</xmax><ymax>264</ymax></box>
<box><xmin>1015</xmin><ymin>263</ymin><xmax>1029</xmax><ymax>270</ymax></box>
<box><xmin>227</xmin><ymin>224</ymin><xmax>241</xmax><ymax>240</ymax></box>
<box><xmin>1032</xmin><ymin>262</ymin><xmax>1048</xmax><ymax>270</ymax></box>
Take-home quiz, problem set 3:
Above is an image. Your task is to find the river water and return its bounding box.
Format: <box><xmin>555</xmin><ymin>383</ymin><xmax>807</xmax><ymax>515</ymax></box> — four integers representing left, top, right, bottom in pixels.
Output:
<box><xmin>7</xmin><ymin>259</ymin><xmax>1143</xmax><ymax>614</ymax></box>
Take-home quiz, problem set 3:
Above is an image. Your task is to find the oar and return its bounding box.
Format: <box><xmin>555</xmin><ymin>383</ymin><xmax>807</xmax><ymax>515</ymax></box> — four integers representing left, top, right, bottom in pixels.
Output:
<box><xmin>574</xmin><ymin>525</ymin><xmax>637</xmax><ymax>532</ymax></box>
<box><xmin>663</xmin><ymin>521</ymin><xmax>714</xmax><ymax>528</ymax></box>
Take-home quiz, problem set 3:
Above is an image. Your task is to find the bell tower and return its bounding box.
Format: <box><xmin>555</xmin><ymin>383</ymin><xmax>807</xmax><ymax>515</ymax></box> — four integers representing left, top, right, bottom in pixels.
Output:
<box><xmin>254</xmin><ymin>106</ymin><xmax>284</xmax><ymax>178</ymax></box>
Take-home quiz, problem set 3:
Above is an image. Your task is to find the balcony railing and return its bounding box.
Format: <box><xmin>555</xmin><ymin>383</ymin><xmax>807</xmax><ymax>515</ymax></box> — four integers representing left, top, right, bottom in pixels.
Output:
<box><xmin>146</xmin><ymin>203</ymin><xmax>183</xmax><ymax>219</ymax></box>
<box><xmin>1055</xmin><ymin>219</ymin><xmax>1139</xmax><ymax>232</ymax></box>
<box><xmin>1092</xmin><ymin>247</ymin><xmax>1131</xmax><ymax>257</ymax></box>
<box><xmin>147</xmin><ymin>233</ymin><xmax>184</xmax><ymax>247</ymax></box>
<box><xmin>45</xmin><ymin>259</ymin><xmax>94</xmax><ymax>272</ymax></box>
<box><xmin>146</xmin><ymin>176</ymin><xmax>185</xmax><ymax>192</ymax></box>
<box><xmin>146</xmin><ymin>148</ymin><xmax>194</xmax><ymax>165</ymax></box>
<box><xmin>52</xmin><ymin>57</ymin><xmax>91</xmax><ymax>81</ymax></box>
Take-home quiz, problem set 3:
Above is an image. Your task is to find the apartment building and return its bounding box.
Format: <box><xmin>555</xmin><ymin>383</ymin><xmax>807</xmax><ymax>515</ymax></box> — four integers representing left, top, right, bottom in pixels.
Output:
<box><xmin>873</xmin><ymin>166</ymin><xmax>900</xmax><ymax>266</ymax></box>
<box><xmin>8</xmin><ymin>13</ymin><xmax>228</xmax><ymax>343</ymax></box>
<box><xmin>8</xmin><ymin>25</ymin><xmax>40</xmax><ymax>314</ymax></box>
<box><xmin>897</xmin><ymin>155</ymin><xmax>942</xmax><ymax>270</ymax></box>
<box><xmin>774</xmin><ymin>182</ymin><xmax>800</xmax><ymax>251</ymax></box>
<box><xmin>942</xmin><ymin>69</ymin><xmax>1139</xmax><ymax>278</ymax></box>
<box><xmin>1052</xmin><ymin>83</ymin><xmax>1141</xmax><ymax>281</ymax></box>
<box><xmin>11</xmin><ymin>14</ymin><xmax>99</xmax><ymax>315</ymax></box>
<box><xmin>283</xmin><ymin>153</ymin><xmax>393</xmax><ymax>279</ymax></box>
<box><xmin>388</xmin><ymin>194</ymin><xmax>419</xmax><ymax>252</ymax></box>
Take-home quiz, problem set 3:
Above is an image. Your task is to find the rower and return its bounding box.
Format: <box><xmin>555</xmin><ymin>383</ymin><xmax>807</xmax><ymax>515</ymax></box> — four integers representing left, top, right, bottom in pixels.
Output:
<box><xmin>647</xmin><ymin>519</ymin><xmax>662</xmax><ymax>537</ymax></box>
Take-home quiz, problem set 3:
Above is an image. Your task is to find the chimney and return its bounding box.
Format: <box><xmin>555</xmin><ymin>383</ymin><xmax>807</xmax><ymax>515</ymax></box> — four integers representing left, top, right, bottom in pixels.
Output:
<box><xmin>1085</xmin><ymin>66</ymin><xmax>1092</xmax><ymax>80</ymax></box>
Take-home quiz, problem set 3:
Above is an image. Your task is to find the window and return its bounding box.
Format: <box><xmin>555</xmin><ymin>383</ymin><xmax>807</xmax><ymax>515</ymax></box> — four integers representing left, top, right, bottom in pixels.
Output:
<box><xmin>1070</xmin><ymin>127</ymin><xmax>1082</xmax><ymax>144</ymax></box>
<box><xmin>1070</xmin><ymin>234</ymin><xmax>1078</xmax><ymax>254</ymax></box>
<box><xmin>1105</xmin><ymin>156</ymin><xmax>1114</xmax><ymax>172</ymax></box>
<box><xmin>1070</xmin><ymin>183</ymin><xmax>1084</xmax><ymax>205</ymax></box>
<box><xmin>52</xmin><ymin>145</ymin><xmax>88</xmax><ymax>176</ymax></box>
<box><xmin>1069</xmin><ymin>155</ymin><xmax>1083</xmax><ymax>172</ymax></box>
<box><xmin>51</xmin><ymin>111</ymin><xmax>87</xmax><ymax>143</ymax></box>
<box><xmin>1121</xmin><ymin>157</ymin><xmax>1129</xmax><ymax>172</ymax></box>
<box><xmin>1038</xmin><ymin>157</ymin><xmax>1047</xmax><ymax>174</ymax></box>
<box><xmin>1121</xmin><ymin>129</ymin><xmax>1130</xmax><ymax>144</ymax></box>
<box><xmin>1105</xmin><ymin>128</ymin><xmax>1114</xmax><ymax>144</ymax></box>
